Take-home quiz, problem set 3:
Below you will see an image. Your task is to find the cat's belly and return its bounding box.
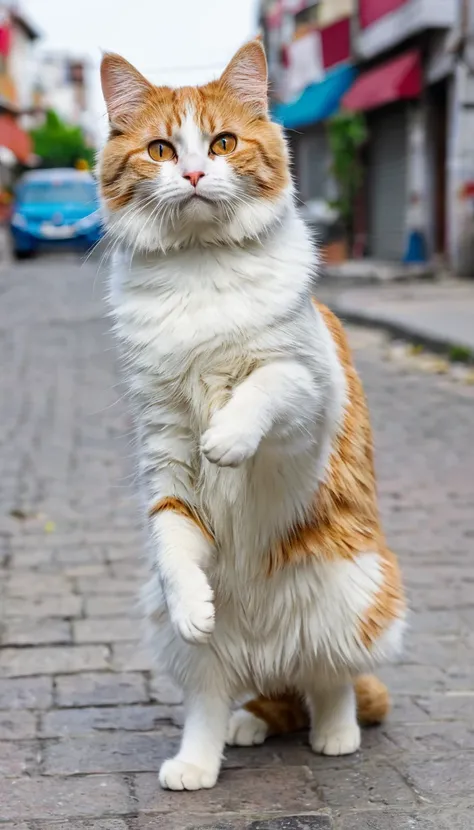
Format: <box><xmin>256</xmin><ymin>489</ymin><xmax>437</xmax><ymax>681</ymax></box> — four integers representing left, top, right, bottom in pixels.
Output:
<box><xmin>147</xmin><ymin>545</ymin><xmax>403</xmax><ymax>697</ymax></box>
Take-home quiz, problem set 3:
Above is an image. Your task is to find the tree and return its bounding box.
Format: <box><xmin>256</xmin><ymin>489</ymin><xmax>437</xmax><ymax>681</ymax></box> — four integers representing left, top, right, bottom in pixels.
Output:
<box><xmin>327</xmin><ymin>111</ymin><xmax>367</xmax><ymax>255</ymax></box>
<box><xmin>29</xmin><ymin>110</ymin><xmax>95</xmax><ymax>170</ymax></box>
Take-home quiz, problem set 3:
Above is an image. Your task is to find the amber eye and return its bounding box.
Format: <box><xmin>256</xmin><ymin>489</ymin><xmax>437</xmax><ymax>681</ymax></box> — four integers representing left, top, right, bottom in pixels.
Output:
<box><xmin>210</xmin><ymin>133</ymin><xmax>237</xmax><ymax>156</ymax></box>
<box><xmin>148</xmin><ymin>140</ymin><xmax>176</xmax><ymax>162</ymax></box>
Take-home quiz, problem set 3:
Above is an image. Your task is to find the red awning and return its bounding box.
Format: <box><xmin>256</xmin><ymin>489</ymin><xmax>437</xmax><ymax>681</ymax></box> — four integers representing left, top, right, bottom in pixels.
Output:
<box><xmin>342</xmin><ymin>49</ymin><xmax>422</xmax><ymax>112</ymax></box>
<box><xmin>0</xmin><ymin>114</ymin><xmax>32</xmax><ymax>164</ymax></box>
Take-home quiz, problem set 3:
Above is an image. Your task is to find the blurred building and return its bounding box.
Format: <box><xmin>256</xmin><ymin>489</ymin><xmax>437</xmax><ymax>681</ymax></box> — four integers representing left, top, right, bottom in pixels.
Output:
<box><xmin>0</xmin><ymin>3</ymin><xmax>38</xmax><ymax>218</ymax></box>
<box><xmin>29</xmin><ymin>53</ymin><xmax>95</xmax><ymax>143</ymax></box>
<box><xmin>0</xmin><ymin>4</ymin><xmax>37</xmax><ymax>161</ymax></box>
<box><xmin>260</xmin><ymin>0</ymin><xmax>474</xmax><ymax>274</ymax></box>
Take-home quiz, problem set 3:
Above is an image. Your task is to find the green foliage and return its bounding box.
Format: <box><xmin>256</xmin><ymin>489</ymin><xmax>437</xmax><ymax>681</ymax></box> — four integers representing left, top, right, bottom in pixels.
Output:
<box><xmin>327</xmin><ymin>111</ymin><xmax>367</xmax><ymax>246</ymax></box>
<box><xmin>448</xmin><ymin>344</ymin><xmax>473</xmax><ymax>364</ymax></box>
<box><xmin>29</xmin><ymin>110</ymin><xmax>95</xmax><ymax>170</ymax></box>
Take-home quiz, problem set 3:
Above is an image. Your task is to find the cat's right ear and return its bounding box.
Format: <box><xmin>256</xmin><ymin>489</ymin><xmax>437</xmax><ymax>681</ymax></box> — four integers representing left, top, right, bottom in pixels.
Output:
<box><xmin>101</xmin><ymin>54</ymin><xmax>152</xmax><ymax>129</ymax></box>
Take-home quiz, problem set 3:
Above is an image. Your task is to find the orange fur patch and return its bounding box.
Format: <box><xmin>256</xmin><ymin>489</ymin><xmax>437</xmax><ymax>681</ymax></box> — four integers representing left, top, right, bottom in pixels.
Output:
<box><xmin>358</xmin><ymin>551</ymin><xmax>403</xmax><ymax>649</ymax></box>
<box><xmin>243</xmin><ymin>674</ymin><xmax>390</xmax><ymax>734</ymax></box>
<box><xmin>149</xmin><ymin>496</ymin><xmax>214</xmax><ymax>544</ymax></box>
<box><xmin>270</xmin><ymin>301</ymin><xmax>382</xmax><ymax>570</ymax></box>
<box><xmin>268</xmin><ymin>301</ymin><xmax>405</xmax><ymax>645</ymax></box>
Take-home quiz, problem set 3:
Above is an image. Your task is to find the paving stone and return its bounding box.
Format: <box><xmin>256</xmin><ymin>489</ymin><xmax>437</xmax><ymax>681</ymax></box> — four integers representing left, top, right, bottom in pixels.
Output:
<box><xmin>402</xmin><ymin>754</ymin><xmax>474</xmax><ymax>802</ymax></box>
<box><xmin>6</xmin><ymin>572</ymin><xmax>72</xmax><ymax>596</ymax></box>
<box><xmin>40</xmin><ymin>703</ymin><xmax>178</xmax><ymax>737</ymax></box>
<box><xmin>0</xmin><ymin>774</ymin><xmax>131</xmax><ymax>819</ymax></box>
<box><xmin>415</xmin><ymin>693</ymin><xmax>474</xmax><ymax>720</ymax></box>
<box><xmin>75</xmin><ymin>577</ymin><xmax>141</xmax><ymax>595</ymax></box>
<box><xmin>3</xmin><ymin>595</ymin><xmax>83</xmax><ymax>619</ymax></box>
<box><xmin>0</xmin><ymin>645</ymin><xmax>109</xmax><ymax>677</ymax></box>
<box><xmin>111</xmin><ymin>642</ymin><xmax>152</xmax><ymax>672</ymax></box>
<box><xmin>385</xmin><ymin>720</ymin><xmax>474</xmax><ymax>752</ymax></box>
<box><xmin>339</xmin><ymin>811</ymin><xmax>439</xmax><ymax>829</ymax></box>
<box><xmin>0</xmin><ymin>676</ymin><xmax>53</xmax><ymax>709</ymax></box>
<box><xmin>43</xmin><ymin>729</ymin><xmax>179</xmax><ymax>774</ymax></box>
<box><xmin>55</xmin><ymin>671</ymin><xmax>148</xmax><ymax>707</ymax></box>
<box><xmin>85</xmin><ymin>594</ymin><xmax>140</xmax><ymax>617</ymax></box>
<box><xmin>134</xmin><ymin>767</ymin><xmax>322</xmax><ymax>814</ymax></box>
<box><xmin>1</xmin><ymin>618</ymin><xmax>71</xmax><ymax>646</ymax></box>
<box><xmin>0</xmin><ymin>709</ymin><xmax>37</xmax><ymax>739</ymax></box>
<box><xmin>314</xmin><ymin>762</ymin><xmax>417</xmax><ymax>809</ymax></box>
<box><xmin>132</xmin><ymin>818</ymin><xmax>334</xmax><ymax>830</ymax></box>
<box><xmin>0</xmin><ymin>741</ymin><xmax>39</xmax><ymax>776</ymax></box>
<box><xmin>34</xmin><ymin>821</ymin><xmax>129</xmax><ymax>830</ymax></box>
<box><xmin>379</xmin><ymin>665</ymin><xmax>449</xmax><ymax>695</ymax></box>
<box><xmin>73</xmin><ymin>617</ymin><xmax>138</xmax><ymax>644</ymax></box>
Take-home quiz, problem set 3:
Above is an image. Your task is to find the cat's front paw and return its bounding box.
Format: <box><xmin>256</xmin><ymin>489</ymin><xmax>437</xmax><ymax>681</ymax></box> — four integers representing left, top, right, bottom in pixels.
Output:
<box><xmin>159</xmin><ymin>758</ymin><xmax>218</xmax><ymax>790</ymax></box>
<box><xmin>201</xmin><ymin>409</ymin><xmax>261</xmax><ymax>468</ymax></box>
<box><xmin>169</xmin><ymin>578</ymin><xmax>215</xmax><ymax>645</ymax></box>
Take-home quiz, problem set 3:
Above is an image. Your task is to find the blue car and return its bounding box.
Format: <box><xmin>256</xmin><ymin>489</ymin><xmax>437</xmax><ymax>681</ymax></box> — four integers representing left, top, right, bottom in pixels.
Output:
<box><xmin>10</xmin><ymin>168</ymin><xmax>103</xmax><ymax>259</ymax></box>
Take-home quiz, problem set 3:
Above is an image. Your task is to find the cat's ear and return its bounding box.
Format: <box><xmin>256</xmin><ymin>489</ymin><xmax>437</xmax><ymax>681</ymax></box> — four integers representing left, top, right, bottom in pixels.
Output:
<box><xmin>101</xmin><ymin>53</ymin><xmax>153</xmax><ymax>129</ymax></box>
<box><xmin>220</xmin><ymin>40</ymin><xmax>268</xmax><ymax>116</ymax></box>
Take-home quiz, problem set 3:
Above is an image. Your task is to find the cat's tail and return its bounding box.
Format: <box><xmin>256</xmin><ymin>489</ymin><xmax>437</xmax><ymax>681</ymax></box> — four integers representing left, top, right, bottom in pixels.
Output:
<box><xmin>243</xmin><ymin>675</ymin><xmax>389</xmax><ymax>735</ymax></box>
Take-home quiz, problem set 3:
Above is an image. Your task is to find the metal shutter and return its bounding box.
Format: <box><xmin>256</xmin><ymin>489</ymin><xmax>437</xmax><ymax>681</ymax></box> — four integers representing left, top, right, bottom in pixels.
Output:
<box><xmin>368</xmin><ymin>106</ymin><xmax>408</xmax><ymax>260</ymax></box>
<box><xmin>297</xmin><ymin>127</ymin><xmax>330</xmax><ymax>202</ymax></box>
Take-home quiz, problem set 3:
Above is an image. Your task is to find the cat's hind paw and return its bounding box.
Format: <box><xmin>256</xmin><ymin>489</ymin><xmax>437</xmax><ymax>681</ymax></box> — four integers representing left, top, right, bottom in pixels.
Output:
<box><xmin>159</xmin><ymin>758</ymin><xmax>218</xmax><ymax>790</ymax></box>
<box><xmin>311</xmin><ymin>722</ymin><xmax>361</xmax><ymax>756</ymax></box>
<box><xmin>227</xmin><ymin>709</ymin><xmax>269</xmax><ymax>746</ymax></box>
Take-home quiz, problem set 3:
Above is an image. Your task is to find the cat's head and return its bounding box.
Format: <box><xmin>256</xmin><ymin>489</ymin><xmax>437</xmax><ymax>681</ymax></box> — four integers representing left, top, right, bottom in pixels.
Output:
<box><xmin>98</xmin><ymin>41</ymin><xmax>290</xmax><ymax>252</ymax></box>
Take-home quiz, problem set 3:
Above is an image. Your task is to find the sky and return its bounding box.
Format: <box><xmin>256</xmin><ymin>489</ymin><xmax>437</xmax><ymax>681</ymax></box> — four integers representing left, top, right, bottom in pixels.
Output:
<box><xmin>22</xmin><ymin>0</ymin><xmax>259</xmax><ymax>138</ymax></box>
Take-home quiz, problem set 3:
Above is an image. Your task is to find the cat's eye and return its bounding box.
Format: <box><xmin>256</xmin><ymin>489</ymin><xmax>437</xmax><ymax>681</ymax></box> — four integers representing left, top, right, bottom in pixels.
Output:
<box><xmin>148</xmin><ymin>140</ymin><xmax>176</xmax><ymax>162</ymax></box>
<box><xmin>210</xmin><ymin>133</ymin><xmax>237</xmax><ymax>156</ymax></box>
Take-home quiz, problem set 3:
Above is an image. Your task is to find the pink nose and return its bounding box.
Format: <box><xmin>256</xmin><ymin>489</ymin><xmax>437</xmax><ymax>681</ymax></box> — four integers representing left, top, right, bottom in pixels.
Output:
<box><xmin>184</xmin><ymin>170</ymin><xmax>205</xmax><ymax>188</ymax></box>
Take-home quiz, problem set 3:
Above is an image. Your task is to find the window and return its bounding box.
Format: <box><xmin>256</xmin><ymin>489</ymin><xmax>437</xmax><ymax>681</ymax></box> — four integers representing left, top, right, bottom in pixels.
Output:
<box><xmin>294</xmin><ymin>1</ymin><xmax>320</xmax><ymax>28</ymax></box>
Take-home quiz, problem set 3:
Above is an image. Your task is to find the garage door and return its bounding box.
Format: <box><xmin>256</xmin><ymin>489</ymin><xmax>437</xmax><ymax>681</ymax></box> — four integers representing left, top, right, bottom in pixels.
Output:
<box><xmin>368</xmin><ymin>106</ymin><xmax>408</xmax><ymax>260</ymax></box>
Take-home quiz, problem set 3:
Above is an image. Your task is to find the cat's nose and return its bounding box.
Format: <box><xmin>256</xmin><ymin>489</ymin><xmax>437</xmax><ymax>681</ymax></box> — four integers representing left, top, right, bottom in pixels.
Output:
<box><xmin>184</xmin><ymin>171</ymin><xmax>205</xmax><ymax>188</ymax></box>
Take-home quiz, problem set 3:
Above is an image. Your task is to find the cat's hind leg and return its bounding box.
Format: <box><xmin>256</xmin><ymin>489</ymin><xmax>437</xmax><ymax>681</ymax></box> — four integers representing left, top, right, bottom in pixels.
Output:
<box><xmin>226</xmin><ymin>676</ymin><xmax>389</xmax><ymax>749</ymax></box>
<box><xmin>227</xmin><ymin>692</ymin><xmax>307</xmax><ymax>746</ymax></box>
<box><xmin>307</xmin><ymin>682</ymin><xmax>360</xmax><ymax>756</ymax></box>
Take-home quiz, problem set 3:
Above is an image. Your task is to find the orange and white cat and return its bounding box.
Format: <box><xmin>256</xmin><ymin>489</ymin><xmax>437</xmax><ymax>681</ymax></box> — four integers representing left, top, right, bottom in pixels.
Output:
<box><xmin>99</xmin><ymin>41</ymin><xmax>406</xmax><ymax>792</ymax></box>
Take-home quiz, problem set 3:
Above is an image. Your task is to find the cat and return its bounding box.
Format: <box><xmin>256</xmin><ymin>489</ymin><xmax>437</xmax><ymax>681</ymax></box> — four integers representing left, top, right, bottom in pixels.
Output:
<box><xmin>98</xmin><ymin>40</ymin><xmax>406</xmax><ymax>792</ymax></box>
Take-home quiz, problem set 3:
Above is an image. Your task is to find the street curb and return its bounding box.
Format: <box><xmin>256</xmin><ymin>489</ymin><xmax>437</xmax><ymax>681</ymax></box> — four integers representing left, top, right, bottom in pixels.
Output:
<box><xmin>327</xmin><ymin>302</ymin><xmax>474</xmax><ymax>362</ymax></box>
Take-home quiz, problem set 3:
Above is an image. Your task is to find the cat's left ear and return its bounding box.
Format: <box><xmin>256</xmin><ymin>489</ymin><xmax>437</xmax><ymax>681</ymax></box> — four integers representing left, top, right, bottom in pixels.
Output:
<box><xmin>220</xmin><ymin>40</ymin><xmax>268</xmax><ymax>116</ymax></box>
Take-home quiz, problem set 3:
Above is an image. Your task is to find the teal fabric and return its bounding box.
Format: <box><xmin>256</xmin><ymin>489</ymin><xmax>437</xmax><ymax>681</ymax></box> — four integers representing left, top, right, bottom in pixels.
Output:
<box><xmin>272</xmin><ymin>64</ymin><xmax>357</xmax><ymax>129</ymax></box>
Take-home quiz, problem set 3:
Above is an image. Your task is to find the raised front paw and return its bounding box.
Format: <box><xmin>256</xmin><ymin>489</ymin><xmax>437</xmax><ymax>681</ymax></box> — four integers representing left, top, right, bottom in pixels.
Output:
<box><xmin>201</xmin><ymin>409</ymin><xmax>261</xmax><ymax>468</ymax></box>
<box><xmin>159</xmin><ymin>758</ymin><xmax>218</xmax><ymax>790</ymax></box>
<box><xmin>169</xmin><ymin>578</ymin><xmax>215</xmax><ymax>645</ymax></box>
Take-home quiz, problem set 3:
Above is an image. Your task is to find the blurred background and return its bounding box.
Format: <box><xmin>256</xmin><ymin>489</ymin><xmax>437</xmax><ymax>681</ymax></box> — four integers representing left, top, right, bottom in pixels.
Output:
<box><xmin>1</xmin><ymin>0</ymin><xmax>474</xmax><ymax>274</ymax></box>
<box><xmin>0</xmin><ymin>2</ymin><xmax>473</xmax><ymax>827</ymax></box>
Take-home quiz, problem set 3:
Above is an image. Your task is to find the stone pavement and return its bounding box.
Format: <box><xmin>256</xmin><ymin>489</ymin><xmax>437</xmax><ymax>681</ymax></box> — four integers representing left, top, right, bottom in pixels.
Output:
<box><xmin>0</xmin><ymin>255</ymin><xmax>474</xmax><ymax>829</ymax></box>
<box><xmin>318</xmin><ymin>279</ymin><xmax>474</xmax><ymax>355</ymax></box>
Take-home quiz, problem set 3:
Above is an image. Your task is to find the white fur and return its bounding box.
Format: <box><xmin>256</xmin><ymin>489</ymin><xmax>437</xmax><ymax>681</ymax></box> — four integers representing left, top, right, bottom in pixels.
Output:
<box><xmin>104</xmin><ymin>108</ymin><xmax>404</xmax><ymax>790</ymax></box>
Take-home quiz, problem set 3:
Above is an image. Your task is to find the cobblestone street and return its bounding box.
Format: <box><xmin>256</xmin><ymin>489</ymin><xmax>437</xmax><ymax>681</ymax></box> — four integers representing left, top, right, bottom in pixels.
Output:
<box><xmin>0</xmin><ymin>255</ymin><xmax>473</xmax><ymax>829</ymax></box>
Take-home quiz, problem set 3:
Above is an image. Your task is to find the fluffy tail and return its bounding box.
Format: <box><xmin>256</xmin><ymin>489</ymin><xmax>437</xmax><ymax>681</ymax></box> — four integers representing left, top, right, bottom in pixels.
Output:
<box><xmin>244</xmin><ymin>675</ymin><xmax>389</xmax><ymax>735</ymax></box>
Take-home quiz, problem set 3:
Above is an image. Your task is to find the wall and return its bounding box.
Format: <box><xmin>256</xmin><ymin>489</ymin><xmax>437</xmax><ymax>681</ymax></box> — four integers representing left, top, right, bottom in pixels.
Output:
<box><xmin>356</xmin><ymin>0</ymin><xmax>457</xmax><ymax>59</ymax></box>
<box><xmin>318</xmin><ymin>0</ymin><xmax>354</xmax><ymax>27</ymax></box>
<box><xmin>3</xmin><ymin>22</ymin><xmax>35</xmax><ymax>110</ymax></box>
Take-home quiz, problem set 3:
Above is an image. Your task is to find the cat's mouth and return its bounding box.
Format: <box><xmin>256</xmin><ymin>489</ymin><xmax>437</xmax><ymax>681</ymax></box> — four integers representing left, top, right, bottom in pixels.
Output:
<box><xmin>186</xmin><ymin>192</ymin><xmax>215</xmax><ymax>205</ymax></box>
